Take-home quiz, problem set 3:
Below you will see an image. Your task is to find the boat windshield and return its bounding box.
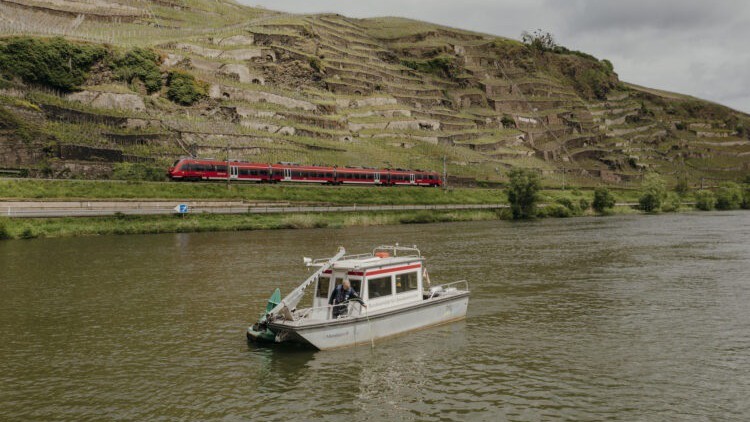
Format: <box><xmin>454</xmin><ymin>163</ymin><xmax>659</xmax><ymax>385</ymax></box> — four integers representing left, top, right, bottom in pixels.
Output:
<box><xmin>334</xmin><ymin>277</ymin><xmax>362</xmax><ymax>296</ymax></box>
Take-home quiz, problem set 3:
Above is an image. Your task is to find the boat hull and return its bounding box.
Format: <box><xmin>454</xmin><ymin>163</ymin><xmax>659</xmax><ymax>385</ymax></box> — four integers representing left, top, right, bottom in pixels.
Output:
<box><xmin>267</xmin><ymin>293</ymin><xmax>469</xmax><ymax>350</ymax></box>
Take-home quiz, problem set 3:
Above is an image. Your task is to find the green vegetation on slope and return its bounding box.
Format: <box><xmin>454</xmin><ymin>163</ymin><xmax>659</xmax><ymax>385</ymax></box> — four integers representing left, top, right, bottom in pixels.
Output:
<box><xmin>166</xmin><ymin>71</ymin><xmax>207</xmax><ymax>105</ymax></box>
<box><xmin>0</xmin><ymin>37</ymin><xmax>106</xmax><ymax>91</ymax></box>
<box><xmin>112</xmin><ymin>48</ymin><xmax>163</xmax><ymax>94</ymax></box>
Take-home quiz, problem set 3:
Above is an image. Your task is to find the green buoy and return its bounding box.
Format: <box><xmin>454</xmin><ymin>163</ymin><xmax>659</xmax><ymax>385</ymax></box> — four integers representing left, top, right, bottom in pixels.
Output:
<box><xmin>247</xmin><ymin>288</ymin><xmax>282</xmax><ymax>344</ymax></box>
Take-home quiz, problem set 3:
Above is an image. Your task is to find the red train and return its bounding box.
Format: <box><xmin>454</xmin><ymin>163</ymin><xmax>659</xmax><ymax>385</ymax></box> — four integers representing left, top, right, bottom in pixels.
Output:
<box><xmin>167</xmin><ymin>158</ymin><xmax>443</xmax><ymax>187</ymax></box>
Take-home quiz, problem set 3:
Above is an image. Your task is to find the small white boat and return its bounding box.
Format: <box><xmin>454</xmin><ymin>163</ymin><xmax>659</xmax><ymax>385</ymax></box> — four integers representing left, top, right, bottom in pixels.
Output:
<box><xmin>247</xmin><ymin>245</ymin><xmax>469</xmax><ymax>350</ymax></box>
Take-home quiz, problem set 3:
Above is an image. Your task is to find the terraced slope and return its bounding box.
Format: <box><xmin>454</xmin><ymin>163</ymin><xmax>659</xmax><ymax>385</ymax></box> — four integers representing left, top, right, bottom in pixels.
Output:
<box><xmin>0</xmin><ymin>0</ymin><xmax>748</xmax><ymax>187</ymax></box>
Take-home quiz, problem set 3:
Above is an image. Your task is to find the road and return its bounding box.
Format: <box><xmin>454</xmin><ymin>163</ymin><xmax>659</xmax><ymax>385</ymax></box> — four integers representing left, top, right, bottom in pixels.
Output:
<box><xmin>0</xmin><ymin>201</ymin><xmax>507</xmax><ymax>218</ymax></box>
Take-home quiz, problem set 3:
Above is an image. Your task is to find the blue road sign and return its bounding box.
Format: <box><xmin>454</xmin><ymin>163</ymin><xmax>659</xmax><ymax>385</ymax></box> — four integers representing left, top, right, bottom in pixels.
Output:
<box><xmin>174</xmin><ymin>204</ymin><xmax>189</xmax><ymax>214</ymax></box>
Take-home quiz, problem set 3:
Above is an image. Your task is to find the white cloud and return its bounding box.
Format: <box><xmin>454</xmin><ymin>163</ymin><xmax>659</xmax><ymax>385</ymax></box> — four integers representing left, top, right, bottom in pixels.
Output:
<box><xmin>239</xmin><ymin>0</ymin><xmax>750</xmax><ymax>112</ymax></box>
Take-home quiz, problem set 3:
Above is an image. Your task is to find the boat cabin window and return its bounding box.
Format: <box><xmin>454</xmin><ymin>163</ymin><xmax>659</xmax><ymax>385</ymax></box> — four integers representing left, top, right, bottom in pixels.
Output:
<box><xmin>334</xmin><ymin>277</ymin><xmax>362</xmax><ymax>295</ymax></box>
<box><xmin>368</xmin><ymin>275</ymin><xmax>393</xmax><ymax>299</ymax></box>
<box><xmin>396</xmin><ymin>272</ymin><xmax>419</xmax><ymax>293</ymax></box>
<box><xmin>316</xmin><ymin>276</ymin><xmax>330</xmax><ymax>298</ymax></box>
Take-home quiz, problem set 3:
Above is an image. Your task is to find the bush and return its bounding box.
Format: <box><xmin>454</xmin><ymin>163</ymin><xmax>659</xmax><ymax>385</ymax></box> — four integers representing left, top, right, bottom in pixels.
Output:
<box><xmin>694</xmin><ymin>190</ymin><xmax>716</xmax><ymax>211</ymax></box>
<box><xmin>309</xmin><ymin>57</ymin><xmax>324</xmax><ymax>73</ymax></box>
<box><xmin>661</xmin><ymin>192</ymin><xmax>682</xmax><ymax>212</ymax></box>
<box><xmin>0</xmin><ymin>217</ymin><xmax>10</xmax><ymax>240</ymax></box>
<box><xmin>20</xmin><ymin>227</ymin><xmax>37</xmax><ymax>240</ymax></box>
<box><xmin>507</xmin><ymin>168</ymin><xmax>541</xmax><ymax>219</ymax></box>
<box><xmin>592</xmin><ymin>187</ymin><xmax>616</xmax><ymax>213</ymax></box>
<box><xmin>400</xmin><ymin>57</ymin><xmax>457</xmax><ymax>78</ymax></box>
<box><xmin>715</xmin><ymin>182</ymin><xmax>743</xmax><ymax>210</ymax></box>
<box><xmin>112</xmin><ymin>162</ymin><xmax>166</xmax><ymax>181</ymax></box>
<box><xmin>639</xmin><ymin>173</ymin><xmax>666</xmax><ymax>213</ymax></box>
<box><xmin>166</xmin><ymin>71</ymin><xmax>206</xmax><ymax>105</ymax></box>
<box><xmin>112</xmin><ymin>48</ymin><xmax>162</xmax><ymax>93</ymax></box>
<box><xmin>579</xmin><ymin>198</ymin><xmax>590</xmax><ymax>212</ymax></box>
<box><xmin>542</xmin><ymin>203</ymin><xmax>572</xmax><ymax>218</ymax></box>
<box><xmin>742</xmin><ymin>185</ymin><xmax>750</xmax><ymax>210</ymax></box>
<box><xmin>0</xmin><ymin>37</ymin><xmax>106</xmax><ymax>91</ymax></box>
<box><xmin>500</xmin><ymin>115</ymin><xmax>516</xmax><ymax>128</ymax></box>
<box><xmin>555</xmin><ymin>197</ymin><xmax>581</xmax><ymax>215</ymax></box>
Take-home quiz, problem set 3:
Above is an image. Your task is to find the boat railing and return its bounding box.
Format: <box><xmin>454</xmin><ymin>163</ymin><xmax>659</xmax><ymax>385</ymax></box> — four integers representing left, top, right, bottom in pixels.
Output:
<box><xmin>427</xmin><ymin>280</ymin><xmax>469</xmax><ymax>299</ymax></box>
<box><xmin>373</xmin><ymin>244</ymin><xmax>421</xmax><ymax>257</ymax></box>
<box><xmin>289</xmin><ymin>301</ymin><xmax>366</xmax><ymax>324</ymax></box>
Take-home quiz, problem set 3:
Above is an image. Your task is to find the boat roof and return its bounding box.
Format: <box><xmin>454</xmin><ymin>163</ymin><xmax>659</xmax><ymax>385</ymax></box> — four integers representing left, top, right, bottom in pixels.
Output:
<box><xmin>330</xmin><ymin>255</ymin><xmax>423</xmax><ymax>272</ymax></box>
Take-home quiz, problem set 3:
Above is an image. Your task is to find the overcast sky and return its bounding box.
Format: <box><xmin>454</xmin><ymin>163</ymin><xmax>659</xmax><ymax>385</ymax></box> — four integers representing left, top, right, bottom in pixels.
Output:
<box><xmin>240</xmin><ymin>0</ymin><xmax>750</xmax><ymax>113</ymax></box>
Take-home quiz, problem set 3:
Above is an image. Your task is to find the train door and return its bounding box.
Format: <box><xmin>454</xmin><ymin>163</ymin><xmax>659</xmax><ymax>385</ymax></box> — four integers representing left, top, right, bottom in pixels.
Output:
<box><xmin>230</xmin><ymin>165</ymin><xmax>239</xmax><ymax>180</ymax></box>
<box><xmin>283</xmin><ymin>168</ymin><xmax>292</xmax><ymax>181</ymax></box>
<box><xmin>374</xmin><ymin>172</ymin><xmax>381</xmax><ymax>184</ymax></box>
<box><xmin>409</xmin><ymin>173</ymin><xmax>416</xmax><ymax>184</ymax></box>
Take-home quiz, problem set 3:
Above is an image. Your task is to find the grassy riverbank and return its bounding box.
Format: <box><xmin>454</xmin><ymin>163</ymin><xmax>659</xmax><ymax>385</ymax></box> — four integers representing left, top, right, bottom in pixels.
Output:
<box><xmin>0</xmin><ymin>179</ymin><xmax>499</xmax><ymax>204</ymax></box>
<box><xmin>0</xmin><ymin>210</ymin><xmax>499</xmax><ymax>240</ymax></box>
<box><xmin>0</xmin><ymin>178</ymin><xmax>642</xmax><ymax>205</ymax></box>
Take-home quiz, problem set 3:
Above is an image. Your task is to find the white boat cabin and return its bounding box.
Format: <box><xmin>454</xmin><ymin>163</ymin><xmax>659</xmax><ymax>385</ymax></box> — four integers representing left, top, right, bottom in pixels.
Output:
<box><xmin>310</xmin><ymin>247</ymin><xmax>428</xmax><ymax>319</ymax></box>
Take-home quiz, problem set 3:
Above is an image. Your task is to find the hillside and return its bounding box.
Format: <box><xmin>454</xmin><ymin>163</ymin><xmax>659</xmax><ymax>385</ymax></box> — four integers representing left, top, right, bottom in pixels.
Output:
<box><xmin>0</xmin><ymin>0</ymin><xmax>748</xmax><ymax>187</ymax></box>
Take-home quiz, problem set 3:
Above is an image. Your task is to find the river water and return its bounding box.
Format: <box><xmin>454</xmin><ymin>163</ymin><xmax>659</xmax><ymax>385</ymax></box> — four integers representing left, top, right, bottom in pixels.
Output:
<box><xmin>1</xmin><ymin>212</ymin><xmax>749</xmax><ymax>421</ymax></box>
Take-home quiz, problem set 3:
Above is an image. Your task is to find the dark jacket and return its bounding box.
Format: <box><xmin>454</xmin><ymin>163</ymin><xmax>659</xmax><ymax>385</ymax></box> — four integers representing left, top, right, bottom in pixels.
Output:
<box><xmin>328</xmin><ymin>284</ymin><xmax>362</xmax><ymax>306</ymax></box>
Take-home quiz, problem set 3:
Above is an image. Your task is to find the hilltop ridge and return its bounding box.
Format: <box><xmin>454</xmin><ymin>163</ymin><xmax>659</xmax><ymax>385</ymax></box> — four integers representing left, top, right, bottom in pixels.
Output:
<box><xmin>0</xmin><ymin>0</ymin><xmax>748</xmax><ymax>186</ymax></box>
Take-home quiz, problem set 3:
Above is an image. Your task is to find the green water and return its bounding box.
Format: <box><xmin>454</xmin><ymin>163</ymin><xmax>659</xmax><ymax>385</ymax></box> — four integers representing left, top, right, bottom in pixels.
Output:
<box><xmin>1</xmin><ymin>212</ymin><xmax>749</xmax><ymax>420</ymax></box>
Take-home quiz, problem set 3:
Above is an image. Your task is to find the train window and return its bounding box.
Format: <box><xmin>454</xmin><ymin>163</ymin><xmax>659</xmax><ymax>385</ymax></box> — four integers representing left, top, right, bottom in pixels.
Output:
<box><xmin>327</xmin><ymin>173</ymin><xmax>333</xmax><ymax>178</ymax></box>
<box><xmin>216</xmin><ymin>165</ymin><xmax>227</xmax><ymax>172</ymax></box>
<box><xmin>260</xmin><ymin>170</ymin><xmax>268</xmax><ymax>176</ymax></box>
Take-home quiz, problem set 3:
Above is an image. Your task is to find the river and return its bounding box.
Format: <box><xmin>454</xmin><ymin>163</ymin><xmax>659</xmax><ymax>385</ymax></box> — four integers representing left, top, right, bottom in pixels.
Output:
<box><xmin>1</xmin><ymin>212</ymin><xmax>749</xmax><ymax>420</ymax></box>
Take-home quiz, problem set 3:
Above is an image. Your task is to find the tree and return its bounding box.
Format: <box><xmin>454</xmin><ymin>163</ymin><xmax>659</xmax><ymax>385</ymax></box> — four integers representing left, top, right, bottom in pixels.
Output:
<box><xmin>638</xmin><ymin>173</ymin><xmax>666</xmax><ymax>213</ymax></box>
<box><xmin>592</xmin><ymin>187</ymin><xmax>616</xmax><ymax>213</ymax></box>
<box><xmin>521</xmin><ymin>29</ymin><xmax>557</xmax><ymax>52</ymax></box>
<box><xmin>507</xmin><ymin>168</ymin><xmax>541</xmax><ymax>219</ymax></box>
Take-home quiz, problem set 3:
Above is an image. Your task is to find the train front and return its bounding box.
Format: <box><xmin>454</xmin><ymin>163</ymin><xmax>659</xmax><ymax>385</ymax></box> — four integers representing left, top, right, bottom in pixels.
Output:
<box><xmin>167</xmin><ymin>159</ymin><xmax>186</xmax><ymax>180</ymax></box>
